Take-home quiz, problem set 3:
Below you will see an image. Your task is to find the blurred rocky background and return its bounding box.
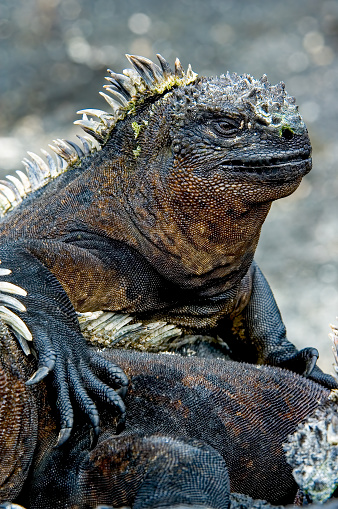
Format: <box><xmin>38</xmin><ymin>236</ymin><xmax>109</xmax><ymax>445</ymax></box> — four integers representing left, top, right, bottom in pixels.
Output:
<box><xmin>0</xmin><ymin>0</ymin><xmax>337</xmax><ymax>374</ymax></box>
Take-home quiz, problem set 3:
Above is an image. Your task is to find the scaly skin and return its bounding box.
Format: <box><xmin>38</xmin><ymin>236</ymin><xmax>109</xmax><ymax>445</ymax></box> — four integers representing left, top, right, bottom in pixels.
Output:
<box><xmin>0</xmin><ymin>54</ymin><xmax>335</xmax><ymax>444</ymax></box>
<box><xmin>0</xmin><ymin>333</ymin><xmax>333</xmax><ymax>509</ymax></box>
<box><xmin>0</xmin><ymin>322</ymin><xmax>39</xmax><ymax>502</ymax></box>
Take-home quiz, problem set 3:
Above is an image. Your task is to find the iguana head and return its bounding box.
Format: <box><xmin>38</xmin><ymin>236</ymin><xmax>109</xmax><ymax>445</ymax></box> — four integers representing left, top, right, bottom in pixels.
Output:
<box><xmin>165</xmin><ymin>72</ymin><xmax>311</xmax><ymax>202</ymax></box>
<box><xmin>85</xmin><ymin>55</ymin><xmax>310</xmax><ymax>282</ymax></box>
<box><xmin>80</xmin><ymin>54</ymin><xmax>310</xmax><ymax>211</ymax></box>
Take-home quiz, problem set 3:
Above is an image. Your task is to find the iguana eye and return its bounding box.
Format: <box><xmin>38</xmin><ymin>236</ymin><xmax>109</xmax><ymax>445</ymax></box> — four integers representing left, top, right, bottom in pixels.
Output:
<box><xmin>212</xmin><ymin>119</ymin><xmax>239</xmax><ymax>137</ymax></box>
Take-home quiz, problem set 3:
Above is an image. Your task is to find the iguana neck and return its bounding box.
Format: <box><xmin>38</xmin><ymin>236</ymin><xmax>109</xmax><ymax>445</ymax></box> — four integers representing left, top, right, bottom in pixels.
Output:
<box><xmin>115</xmin><ymin>163</ymin><xmax>270</xmax><ymax>289</ymax></box>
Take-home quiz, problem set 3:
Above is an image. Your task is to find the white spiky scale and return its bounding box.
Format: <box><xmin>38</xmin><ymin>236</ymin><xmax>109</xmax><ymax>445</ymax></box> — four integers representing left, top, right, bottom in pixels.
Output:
<box><xmin>0</xmin><ymin>305</ymin><xmax>32</xmax><ymax>342</ymax></box>
<box><xmin>0</xmin><ymin>195</ymin><xmax>11</xmax><ymax>216</ymax></box>
<box><xmin>0</xmin><ymin>183</ymin><xmax>17</xmax><ymax>204</ymax></box>
<box><xmin>122</xmin><ymin>67</ymin><xmax>147</xmax><ymax>96</ymax></box>
<box><xmin>83</xmin><ymin>135</ymin><xmax>101</xmax><ymax>152</ymax></box>
<box><xmin>174</xmin><ymin>57</ymin><xmax>184</xmax><ymax>77</ymax></box>
<box><xmin>0</xmin><ymin>268</ymin><xmax>11</xmax><ymax>276</ymax></box>
<box><xmin>27</xmin><ymin>151</ymin><xmax>51</xmax><ymax>179</ymax></box>
<box><xmin>65</xmin><ymin>140</ymin><xmax>84</xmax><ymax>159</ymax></box>
<box><xmin>0</xmin><ymin>262</ymin><xmax>31</xmax><ymax>350</ymax></box>
<box><xmin>56</xmin><ymin>153</ymin><xmax>68</xmax><ymax>172</ymax></box>
<box><xmin>186</xmin><ymin>63</ymin><xmax>197</xmax><ymax>81</ymax></box>
<box><xmin>104</xmin><ymin>313</ymin><xmax>134</xmax><ymax>333</ymax></box>
<box><xmin>0</xmin><ymin>293</ymin><xmax>26</xmax><ymax>312</ymax></box>
<box><xmin>82</xmin><ymin>311</ymin><xmax>115</xmax><ymax>331</ymax></box>
<box><xmin>50</xmin><ymin>139</ymin><xmax>79</xmax><ymax>164</ymax></box>
<box><xmin>6</xmin><ymin>175</ymin><xmax>26</xmax><ymax>197</ymax></box>
<box><xmin>16</xmin><ymin>334</ymin><xmax>31</xmax><ymax>356</ymax></box>
<box><xmin>76</xmin><ymin>135</ymin><xmax>91</xmax><ymax>155</ymax></box>
<box><xmin>22</xmin><ymin>158</ymin><xmax>45</xmax><ymax>191</ymax></box>
<box><xmin>77</xmin><ymin>108</ymin><xmax>106</xmax><ymax>117</ymax></box>
<box><xmin>16</xmin><ymin>170</ymin><xmax>32</xmax><ymax>194</ymax></box>
<box><xmin>74</xmin><ymin>113</ymin><xmax>102</xmax><ymax>132</ymax></box>
<box><xmin>0</xmin><ymin>281</ymin><xmax>27</xmax><ymax>296</ymax></box>
<box><xmin>40</xmin><ymin>149</ymin><xmax>58</xmax><ymax>178</ymax></box>
<box><xmin>123</xmin><ymin>67</ymin><xmax>140</xmax><ymax>79</ymax></box>
<box><xmin>0</xmin><ymin>192</ymin><xmax>10</xmax><ymax>207</ymax></box>
<box><xmin>102</xmin><ymin>86</ymin><xmax>129</xmax><ymax>106</ymax></box>
<box><xmin>73</xmin><ymin>120</ymin><xmax>99</xmax><ymax>135</ymax></box>
<box><xmin>77</xmin><ymin>109</ymin><xmax>115</xmax><ymax>125</ymax></box>
<box><xmin>0</xmin><ymin>181</ymin><xmax>22</xmax><ymax>208</ymax></box>
<box><xmin>55</xmin><ymin>138</ymin><xmax>73</xmax><ymax>154</ymax></box>
<box><xmin>99</xmin><ymin>92</ymin><xmax>122</xmax><ymax>114</ymax></box>
<box><xmin>125</xmin><ymin>54</ymin><xmax>152</xmax><ymax>82</ymax></box>
<box><xmin>107</xmin><ymin>71</ymin><xmax>138</xmax><ymax>97</ymax></box>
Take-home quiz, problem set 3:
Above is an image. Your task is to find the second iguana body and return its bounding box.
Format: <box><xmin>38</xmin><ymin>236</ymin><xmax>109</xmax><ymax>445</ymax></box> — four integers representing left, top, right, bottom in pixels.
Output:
<box><xmin>0</xmin><ymin>322</ymin><xmax>336</xmax><ymax>509</ymax></box>
<box><xmin>0</xmin><ymin>53</ymin><xmax>335</xmax><ymax>442</ymax></box>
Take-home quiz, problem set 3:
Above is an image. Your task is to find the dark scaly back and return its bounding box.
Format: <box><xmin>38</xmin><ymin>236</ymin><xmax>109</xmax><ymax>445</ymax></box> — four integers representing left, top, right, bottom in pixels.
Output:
<box><xmin>89</xmin><ymin>349</ymin><xmax>329</xmax><ymax>506</ymax></box>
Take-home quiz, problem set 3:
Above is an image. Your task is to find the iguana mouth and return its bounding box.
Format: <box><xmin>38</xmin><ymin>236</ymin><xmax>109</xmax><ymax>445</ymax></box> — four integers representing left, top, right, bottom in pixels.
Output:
<box><xmin>222</xmin><ymin>156</ymin><xmax>312</xmax><ymax>182</ymax></box>
<box><xmin>228</xmin><ymin>148</ymin><xmax>310</xmax><ymax>167</ymax></box>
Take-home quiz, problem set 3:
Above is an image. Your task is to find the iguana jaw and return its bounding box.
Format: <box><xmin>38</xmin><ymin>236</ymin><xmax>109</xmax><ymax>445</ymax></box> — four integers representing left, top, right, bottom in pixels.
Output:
<box><xmin>218</xmin><ymin>155</ymin><xmax>312</xmax><ymax>183</ymax></box>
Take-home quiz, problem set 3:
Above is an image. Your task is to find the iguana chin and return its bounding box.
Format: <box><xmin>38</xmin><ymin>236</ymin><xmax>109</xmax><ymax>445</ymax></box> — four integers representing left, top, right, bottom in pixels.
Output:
<box><xmin>0</xmin><ymin>53</ymin><xmax>335</xmax><ymax>444</ymax></box>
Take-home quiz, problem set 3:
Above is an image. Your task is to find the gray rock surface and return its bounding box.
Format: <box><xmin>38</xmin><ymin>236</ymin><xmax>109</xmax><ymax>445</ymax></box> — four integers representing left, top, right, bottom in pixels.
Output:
<box><xmin>0</xmin><ymin>0</ymin><xmax>337</xmax><ymax>373</ymax></box>
<box><xmin>284</xmin><ymin>397</ymin><xmax>338</xmax><ymax>503</ymax></box>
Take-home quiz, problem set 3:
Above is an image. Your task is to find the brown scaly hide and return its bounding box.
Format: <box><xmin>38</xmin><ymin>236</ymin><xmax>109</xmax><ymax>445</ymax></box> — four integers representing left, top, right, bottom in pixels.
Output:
<box><xmin>22</xmin><ymin>348</ymin><xmax>331</xmax><ymax>508</ymax></box>
<box><xmin>104</xmin><ymin>350</ymin><xmax>331</xmax><ymax>505</ymax></box>
<box><xmin>0</xmin><ymin>323</ymin><xmax>38</xmax><ymax>501</ymax></box>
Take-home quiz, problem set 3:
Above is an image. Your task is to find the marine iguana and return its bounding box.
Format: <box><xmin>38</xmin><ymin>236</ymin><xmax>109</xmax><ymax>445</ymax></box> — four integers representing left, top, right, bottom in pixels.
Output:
<box><xmin>0</xmin><ymin>53</ymin><xmax>335</xmax><ymax>445</ymax></box>
<box><xmin>0</xmin><ymin>320</ymin><xmax>337</xmax><ymax>508</ymax></box>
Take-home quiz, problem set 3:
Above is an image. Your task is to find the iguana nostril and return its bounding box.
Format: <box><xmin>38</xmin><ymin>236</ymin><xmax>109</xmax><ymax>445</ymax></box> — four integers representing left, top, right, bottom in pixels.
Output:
<box><xmin>281</xmin><ymin>127</ymin><xmax>294</xmax><ymax>140</ymax></box>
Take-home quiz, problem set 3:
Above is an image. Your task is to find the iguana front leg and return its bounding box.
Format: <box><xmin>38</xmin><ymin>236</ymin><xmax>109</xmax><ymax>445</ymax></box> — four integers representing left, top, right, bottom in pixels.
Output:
<box><xmin>229</xmin><ymin>261</ymin><xmax>338</xmax><ymax>389</ymax></box>
<box><xmin>0</xmin><ymin>241</ymin><xmax>128</xmax><ymax>445</ymax></box>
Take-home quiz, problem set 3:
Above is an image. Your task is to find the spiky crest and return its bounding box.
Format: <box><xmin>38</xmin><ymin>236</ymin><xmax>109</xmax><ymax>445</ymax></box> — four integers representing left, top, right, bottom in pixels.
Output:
<box><xmin>77</xmin><ymin>310</ymin><xmax>183</xmax><ymax>351</ymax></box>
<box><xmin>0</xmin><ymin>53</ymin><xmax>298</xmax><ymax>216</ymax></box>
<box><xmin>0</xmin><ymin>260</ymin><xmax>32</xmax><ymax>355</ymax></box>
<box><xmin>74</xmin><ymin>54</ymin><xmax>198</xmax><ymax>142</ymax></box>
<box><xmin>0</xmin><ymin>54</ymin><xmax>197</xmax><ymax>217</ymax></box>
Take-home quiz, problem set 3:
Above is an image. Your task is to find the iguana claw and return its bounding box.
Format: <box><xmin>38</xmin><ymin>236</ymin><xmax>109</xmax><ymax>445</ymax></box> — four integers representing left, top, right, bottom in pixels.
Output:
<box><xmin>0</xmin><ymin>505</ymin><xmax>27</xmax><ymax>509</ymax></box>
<box><xmin>268</xmin><ymin>346</ymin><xmax>319</xmax><ymax>378</ymax></box>
<box><xmin>56</xmin><ymin>427</ymin><xmax>72</xmax><ymax>448</ymax></box>
<box><xmin>301</xmin><ymin>347</ymin><xmax>319</xmax><ymax>376</ymax></box>
<box><xmin>26</xmin><ymin>365</ymin><xmax>52</xmax><ymax>385</ymax></box>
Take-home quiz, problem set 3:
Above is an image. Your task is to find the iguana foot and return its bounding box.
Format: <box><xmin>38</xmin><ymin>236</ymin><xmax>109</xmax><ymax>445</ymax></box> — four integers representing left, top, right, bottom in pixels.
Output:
<box><xmin>308</xmin><ymin>365</ymin><xmax>338</xmax><ymax>389</ymax></box>
<box><xmin>267</xmin><ymin>347</ymin><xmax>338</xmax><ymax>389</ymax></box>
<box><xmin>0</xmin><ymin>247</ymin><xmax>129</xmax><ymax>445</ymax></box>
<box><xmin>267</xmin><ymin>346</ymin><xmax>318</xmax><ymax>376</ymax></box>
<box><xmin>22</xmin><ymin>313</ymin><xmax>128</xmax><ymax>447</ymax></box>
